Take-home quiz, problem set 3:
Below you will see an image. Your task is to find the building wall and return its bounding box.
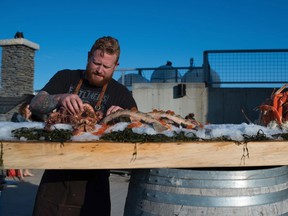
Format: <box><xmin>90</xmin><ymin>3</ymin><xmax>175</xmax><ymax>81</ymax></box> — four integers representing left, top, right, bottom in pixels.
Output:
<box><xmin>133</xmin><ymin>83</ymin><xmax>273</xmax><ymax>124</ymax></box>
<box><xmin>133</xmin><ymin>83</ymin><xmax>208</xmax><ymax>124</ymax></box>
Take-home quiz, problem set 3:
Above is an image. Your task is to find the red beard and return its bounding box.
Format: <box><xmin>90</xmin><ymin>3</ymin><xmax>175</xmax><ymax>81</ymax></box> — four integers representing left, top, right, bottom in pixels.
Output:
<box><xmin>85</xmin><ymin>71</ymin><xmax>112</xmax><ymax>87</ymax></box>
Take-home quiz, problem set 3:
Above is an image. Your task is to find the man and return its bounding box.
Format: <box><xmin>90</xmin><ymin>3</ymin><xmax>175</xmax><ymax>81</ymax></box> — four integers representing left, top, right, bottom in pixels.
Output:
<box><xmin>31</xmin><ymin>36</ymin><xmax>137</xmax><ymax>216</ymax></box>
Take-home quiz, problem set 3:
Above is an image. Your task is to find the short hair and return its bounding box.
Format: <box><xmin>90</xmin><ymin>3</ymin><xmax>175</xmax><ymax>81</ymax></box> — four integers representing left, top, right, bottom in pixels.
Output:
<box><xmin>18</xmin><ymin>102</ymin><xmax>29</xmax><ymax>117</ymax></box>
<box><xmin>90</xmin><ymin>36</ymin><xmax>120</xmax><ymax>63</ymax></box>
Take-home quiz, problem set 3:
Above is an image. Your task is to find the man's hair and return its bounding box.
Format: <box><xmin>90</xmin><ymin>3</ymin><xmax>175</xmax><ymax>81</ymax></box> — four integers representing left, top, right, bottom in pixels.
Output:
<box><xmin>90</xmin><ymin>36</ymin><xmax>120</xmax><ymax>63</ymax></box>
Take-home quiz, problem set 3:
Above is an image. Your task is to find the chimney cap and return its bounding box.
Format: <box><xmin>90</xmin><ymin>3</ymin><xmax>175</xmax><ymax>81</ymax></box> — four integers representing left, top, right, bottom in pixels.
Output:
<box><xmin>0</xmin><ymin>38</ymin><xmax>40</xmax><ymax>50</ymax></box>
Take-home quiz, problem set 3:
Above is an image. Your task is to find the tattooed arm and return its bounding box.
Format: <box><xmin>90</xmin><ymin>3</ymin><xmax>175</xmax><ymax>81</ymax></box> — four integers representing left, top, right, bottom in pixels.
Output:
<box><xmin>30</xmin><ymin>91</ymin><xmax>84</xmax><ymax>115</ymax></box>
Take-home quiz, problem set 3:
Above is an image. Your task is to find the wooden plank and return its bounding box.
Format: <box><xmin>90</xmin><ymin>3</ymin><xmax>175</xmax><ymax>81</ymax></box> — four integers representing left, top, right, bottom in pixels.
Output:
<box><xmin>1</xmin><ymin>140</ymin><xmax>288</xmax><ymax>169</ymax></box>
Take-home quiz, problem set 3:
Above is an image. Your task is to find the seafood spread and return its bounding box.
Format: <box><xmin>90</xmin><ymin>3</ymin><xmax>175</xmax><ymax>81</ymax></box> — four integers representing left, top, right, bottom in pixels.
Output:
<box><xmin>97</xmin><ymin>109</ymin><xmax>201</xmax><ymax>135</ymax></box>
<box><xmin>44</xmin><ymin>103</ymin><xmax>202</xmax><ymax>136</ymax></box>
<box><xmin>257</xmin><ymin>84</ymin><xmax>288</xmax><ymax>127</ymax></box>
<box><xmin>45</xmin><ymin>103</ymin><xmax>101</xmax><ymax>135</ymax></box>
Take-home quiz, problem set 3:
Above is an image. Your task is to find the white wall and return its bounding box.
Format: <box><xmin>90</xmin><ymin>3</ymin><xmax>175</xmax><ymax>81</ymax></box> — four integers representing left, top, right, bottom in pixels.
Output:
<box><xmin>132</xmin><ymin>83</ymin><xmax>207</xmax><ymax>123</ymax></box>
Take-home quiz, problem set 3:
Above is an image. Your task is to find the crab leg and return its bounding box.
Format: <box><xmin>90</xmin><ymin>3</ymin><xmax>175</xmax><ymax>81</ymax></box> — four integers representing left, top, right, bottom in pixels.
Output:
<box><xmin>274</xmin><ymin>84</ymin><xmax>288</xmax><ymax>95</ymax></box>
<box><xmin>100</xmin><ymin>109</ymin><xmax>168</xmax><ymax>132</ymax></box>
<box><xmin>271</xmin><ymin>84</ymin><xmax>288</xmax><ymax>124</ymax></box>
<box><xmin>258</xmin><ymin>104</ymin><xmax>282</xmax><ymax>124</ymax></box>
<box><xmin>148</xmin><ymin>110</ymin><xmax>201</xmax><ymax>129</ymax></box>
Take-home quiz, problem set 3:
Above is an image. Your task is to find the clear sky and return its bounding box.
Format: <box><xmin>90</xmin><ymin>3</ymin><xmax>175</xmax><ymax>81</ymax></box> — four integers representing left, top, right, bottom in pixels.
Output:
<box><xmin>1</xmin><ymin>0</ymin><xmax>288</xmax><ymax>90</ymax></box>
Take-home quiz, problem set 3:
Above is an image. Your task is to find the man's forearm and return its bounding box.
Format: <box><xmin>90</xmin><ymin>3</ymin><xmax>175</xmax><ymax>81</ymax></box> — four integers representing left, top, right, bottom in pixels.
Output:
<box><xmin>30</xmin><ymin>91</ymin><xmax>60</xmax><ymax>114</ymax></box>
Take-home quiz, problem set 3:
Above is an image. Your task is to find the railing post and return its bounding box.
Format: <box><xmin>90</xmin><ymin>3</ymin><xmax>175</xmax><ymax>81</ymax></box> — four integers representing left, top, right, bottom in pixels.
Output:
<box><xmin>121</xmin><ymin>70</ymin><xmax>125</xmax><ymax>85</ymax></box>
<box><xmin>203</xmin><ymin>51</ymin><xmax>211</xmax><ymax>87</ymax></box>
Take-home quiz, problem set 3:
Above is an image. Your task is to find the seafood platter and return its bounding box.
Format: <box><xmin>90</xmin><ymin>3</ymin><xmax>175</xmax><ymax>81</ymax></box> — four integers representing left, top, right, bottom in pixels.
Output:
<box><xmin>1</xmin><ymin>85</ymin><xmax>288</xmax><ymax>169</ymax></box>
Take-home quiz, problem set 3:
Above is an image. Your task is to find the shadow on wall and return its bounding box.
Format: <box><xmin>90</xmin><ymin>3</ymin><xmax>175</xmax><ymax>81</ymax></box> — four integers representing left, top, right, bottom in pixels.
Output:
<box><xmin>206</xmin><ymin>88</ymin><xmax>273</xmax><ymax>124</ymax></box>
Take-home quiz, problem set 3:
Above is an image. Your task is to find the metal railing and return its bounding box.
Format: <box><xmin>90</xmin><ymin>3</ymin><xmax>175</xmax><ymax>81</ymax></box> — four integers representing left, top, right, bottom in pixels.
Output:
<box><xmin>114</xmin><ymin>66</ymin><xmax>204</xmax><ymax>91</ymax></box>
<box><xmin>114</xmin><ymin>49</ymin><xmax>288</xmax><ymax>89</ymax></box>
<box><xmin>203</xmin><ymin>49</ymin><xmax>288</xmax><ymax>88</ymax></box>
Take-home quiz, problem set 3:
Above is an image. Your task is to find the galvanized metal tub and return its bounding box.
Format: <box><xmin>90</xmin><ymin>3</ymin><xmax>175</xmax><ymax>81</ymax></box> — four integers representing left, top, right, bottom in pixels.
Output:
<box><xmin>124</xmin><ymin>166</ymin><xmax>288</xmax><ymax>216</ymax></box>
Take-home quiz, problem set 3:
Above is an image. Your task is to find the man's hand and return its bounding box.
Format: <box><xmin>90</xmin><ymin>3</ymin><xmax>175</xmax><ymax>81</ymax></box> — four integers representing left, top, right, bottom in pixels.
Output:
<box><xmin>106</xmin><ymin>105</ymin><xmax>123</xmax><ymax>115</ymax></box>
<box><xmin>30</xmin><ymin>91</ymin><xmax>84</xmax><ymax>115</ymax></box>
<box><xmin>59</xmin><ymin>94</ymin><xmax>84</xmax><ymax>115</ymax></box>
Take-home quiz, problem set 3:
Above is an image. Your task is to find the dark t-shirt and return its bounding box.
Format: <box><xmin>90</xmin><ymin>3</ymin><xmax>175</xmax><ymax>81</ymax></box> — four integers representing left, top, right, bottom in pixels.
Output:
<box><xmin>42</xmin><ymin>69</ymin><xmax>137</xmax><ymax>115</ymax></box>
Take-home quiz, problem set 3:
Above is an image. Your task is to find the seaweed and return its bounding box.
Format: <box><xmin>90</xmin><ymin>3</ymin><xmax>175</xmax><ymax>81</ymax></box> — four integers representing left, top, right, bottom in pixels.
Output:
<box><xmin>10</xmin><ymin>126</ymin><xmax>287</xmax><ymax>143</ymax></box>
<box><xmin>11</xmin><ymin>127</ymin><xmax>72</xmax><ymax>142</ymax></box>
<box><xmin>274</xmin><ymin>133</ymin><xmax>288</xmax><ymax>140</ymax></box>
<box><xmin>100</xmin><ymin>128</ymin><xmax>200</xmax><ymax>143</ymax></box>
<box><xmin>242</xmin><ymin>129</ymin><xmax>271</xmax><ymax>142</ymax></box>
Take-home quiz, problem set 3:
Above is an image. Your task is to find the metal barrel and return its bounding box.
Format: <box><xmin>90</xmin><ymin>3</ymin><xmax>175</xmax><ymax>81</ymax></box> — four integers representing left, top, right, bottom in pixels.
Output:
<box><xmin>124</xmin><ymin>166</ymin><xmax>288</xmax><ymax>216</ymax></box>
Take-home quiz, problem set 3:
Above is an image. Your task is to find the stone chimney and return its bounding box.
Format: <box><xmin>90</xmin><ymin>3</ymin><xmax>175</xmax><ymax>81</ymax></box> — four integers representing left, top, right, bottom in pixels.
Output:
<box><xmin>0</xmin><ymin>35</ymin><xmax>40</xmax><ymax>97</ymax></box>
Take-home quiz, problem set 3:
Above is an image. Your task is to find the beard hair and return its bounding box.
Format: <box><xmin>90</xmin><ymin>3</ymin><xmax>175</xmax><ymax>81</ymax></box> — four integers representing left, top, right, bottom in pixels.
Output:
<box><xmin>90</xmin><ymin>76</ymin><xmax>111</xmax><ymax>86</ymax></box>
<box><xmin>85</xmin><ymin>70</ymin><xmax>112</xmax><ymax>87</ymax></box>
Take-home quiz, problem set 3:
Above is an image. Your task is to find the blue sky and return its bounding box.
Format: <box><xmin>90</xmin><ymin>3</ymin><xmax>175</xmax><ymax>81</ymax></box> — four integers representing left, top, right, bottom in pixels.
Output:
<box><xmin>1</xmin><ymin>0</ymin><xmax>288</xmax><ymax>90</ymax></box>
